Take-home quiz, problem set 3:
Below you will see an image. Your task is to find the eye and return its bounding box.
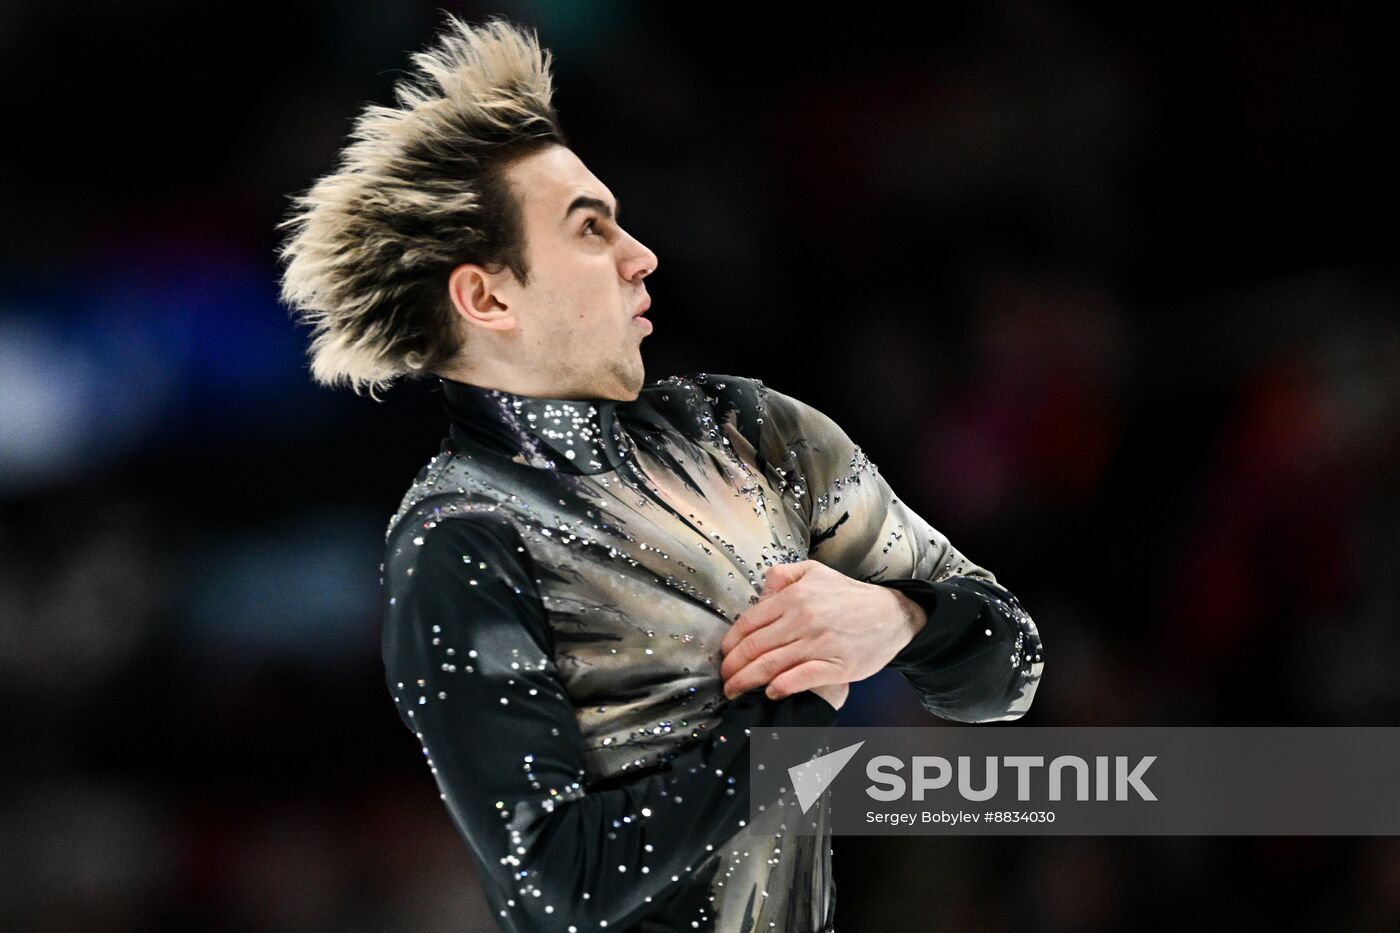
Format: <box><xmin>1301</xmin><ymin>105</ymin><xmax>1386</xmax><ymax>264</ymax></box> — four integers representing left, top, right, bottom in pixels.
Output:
<box><xmin>583</xmin><ymin>218</ymin><xmax>605</xmax><ymax>237</ymax></box>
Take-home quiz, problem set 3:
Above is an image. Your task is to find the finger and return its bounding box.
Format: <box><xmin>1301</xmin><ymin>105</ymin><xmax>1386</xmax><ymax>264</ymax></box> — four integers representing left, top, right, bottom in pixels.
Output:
<box><xmin>722</xmin><ymin>638</ymin><xmax>806</xmax><ymax>700</ymax></box>
<box><xmin>765</xmin><ymin>658</ymin><xmax>843</xmax><ymax>701</ymax></box>
<box><xmin>720</xmin><ymin>615</ymin><xmax>797</xmax><ymax>681</ymax></box>
<box><xmin>759</xmin><ymin>562</ymin><xmax>793</xmax><ymax>596</ymax></box>
<box><xmin>721</xmin><ymin>591</ymin><xmax>785</xmax><ymax>655</ymax></box>
<box><xmin>759</xmin><ymin>560</ymin><xmax>812</xmax><ymax>597</ymax></box>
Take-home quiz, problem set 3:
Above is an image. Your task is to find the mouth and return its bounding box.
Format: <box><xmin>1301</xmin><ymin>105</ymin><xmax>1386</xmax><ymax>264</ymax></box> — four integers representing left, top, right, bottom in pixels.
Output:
<box><xmin>633</xmin><ymin>299</ymin><xmax>651</xmax><ymax>318</ymax></box>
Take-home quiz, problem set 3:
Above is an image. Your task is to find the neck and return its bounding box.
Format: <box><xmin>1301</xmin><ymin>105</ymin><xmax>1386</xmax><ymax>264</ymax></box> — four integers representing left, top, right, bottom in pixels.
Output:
<box><xmin>433</xmin><ymin>359</ymin><xmax>631</xmax><ymax>403</ymax></box>
<box><xmin>438</xmin><ymin>375</ymin><xmax>636</xmax><ymax>475</ymax></box>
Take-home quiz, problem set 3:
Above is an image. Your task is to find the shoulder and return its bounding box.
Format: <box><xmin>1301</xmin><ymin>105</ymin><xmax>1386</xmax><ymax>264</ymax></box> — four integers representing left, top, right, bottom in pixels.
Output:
<box><xmin>629</xmin><ymin>371</ymin><xmax>842</xmax><ymax>457</ymax></box>
<box><xmin>388</xmin><ymin>496</ymin><xmax>523</xmax><ymax>554</ymax></box>
<box><xmin>632</xmin><ymin>372</ymin><xmax>774</xmax><ymax>448</ymax></box>
<box><xmin>383</xmin><ymin>433</ymin><xmax>515</xmax><ymax>543</ymax></box>
<box><xmin>384</xmin><ymin>497</ymin><xmax>530</xmax><ymax>580</ymax></box>
<box><xmin>380</xmin><ymin>502</ymin><xmax>545</xmax><ymax>641</ymax></box>
<box><xmin>674</xmin><ymin>373</ymin><xmax>843</xmax><ymax>444</ymax></box>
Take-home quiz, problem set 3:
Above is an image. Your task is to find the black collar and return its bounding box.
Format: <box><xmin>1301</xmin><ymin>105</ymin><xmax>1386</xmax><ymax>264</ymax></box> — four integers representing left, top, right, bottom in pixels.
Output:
<box><xmin>439</xmin><ymin>376</ymin><xmax>638</xmax><ymax>475</ymax></box>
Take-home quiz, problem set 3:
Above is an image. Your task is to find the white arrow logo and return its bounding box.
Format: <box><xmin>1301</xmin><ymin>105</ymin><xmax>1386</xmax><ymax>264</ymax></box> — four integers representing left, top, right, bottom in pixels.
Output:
<box><xmin>789</xmin><ymin>741</ymin><xmax>866</xmax><ymax>813</ymax></box>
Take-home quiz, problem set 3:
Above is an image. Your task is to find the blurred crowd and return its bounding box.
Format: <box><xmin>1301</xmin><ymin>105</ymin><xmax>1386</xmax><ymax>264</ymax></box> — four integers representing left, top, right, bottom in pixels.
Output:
<box><xmin>1</xmin><ymin>2</ymin><xmax>1397</xmax><ymax>930</ymax></box>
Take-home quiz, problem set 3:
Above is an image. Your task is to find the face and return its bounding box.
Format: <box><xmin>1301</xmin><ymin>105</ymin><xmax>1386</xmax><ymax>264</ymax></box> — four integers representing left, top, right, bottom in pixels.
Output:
<box><xmin>448</xmin><ymin>145</ymin><xmax>659</xmax><ymax>400</ymax></box>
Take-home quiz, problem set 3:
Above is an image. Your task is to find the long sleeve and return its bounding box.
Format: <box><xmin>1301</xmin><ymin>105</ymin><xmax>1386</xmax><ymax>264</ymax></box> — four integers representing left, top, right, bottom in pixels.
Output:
<box><xmin>381</xmin><ymin>509</ymin><xmax>839</xmax><ymax>933</ymax></box>
<box><xmin>753</xmin><ymin>382</ymin><xmax>1044</xmax><ymax>723</ymax></box>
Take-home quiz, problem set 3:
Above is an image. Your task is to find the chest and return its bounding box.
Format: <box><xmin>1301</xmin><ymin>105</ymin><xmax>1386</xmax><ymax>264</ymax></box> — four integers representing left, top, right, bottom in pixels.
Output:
<box><xmin>495</xmin><ymin>420</ymin><xmax>811</xmax><ymax>779</ymax></box>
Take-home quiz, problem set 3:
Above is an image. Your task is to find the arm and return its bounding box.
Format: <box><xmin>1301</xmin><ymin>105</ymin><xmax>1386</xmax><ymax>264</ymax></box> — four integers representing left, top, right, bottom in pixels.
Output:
<box><xmin>382</xmin><ymin>508</ymin><xmax>838</xmax><ymax>932</ymax></box>
<box><xmin>753</xmin><ymin>381</ymin><xmax>1044</xmax><ymax>723</ymax></box>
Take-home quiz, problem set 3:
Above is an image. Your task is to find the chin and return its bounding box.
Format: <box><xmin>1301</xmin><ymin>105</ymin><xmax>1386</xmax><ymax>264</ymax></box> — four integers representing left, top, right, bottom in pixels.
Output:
<box><xmin>610</xmin><ymin>358</ymin><xmax>645</xmax><ymax>400</ymax></box>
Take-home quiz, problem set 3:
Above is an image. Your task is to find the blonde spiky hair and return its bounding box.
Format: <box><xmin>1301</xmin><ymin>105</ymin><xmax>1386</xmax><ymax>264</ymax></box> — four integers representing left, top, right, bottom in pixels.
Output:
<box><xmin>275</xmin><ymin>13</ymin><xmax>569</xmax><ymax>399</ymax></box>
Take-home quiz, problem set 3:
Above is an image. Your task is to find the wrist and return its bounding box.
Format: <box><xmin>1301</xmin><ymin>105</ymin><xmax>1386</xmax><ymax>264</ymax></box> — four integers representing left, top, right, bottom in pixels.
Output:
<box><xmin>886</xmin><ymin>587</ymin><xmax>929</xmax><ymax>652</ymax></box>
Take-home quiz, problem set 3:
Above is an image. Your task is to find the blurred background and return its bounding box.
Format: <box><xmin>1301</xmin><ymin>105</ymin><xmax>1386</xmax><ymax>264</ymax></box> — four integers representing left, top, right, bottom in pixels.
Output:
<box><xmin>2</xmin><ymin>1</ymin><xmax>1398</xmax><ymax>930</ymax></box>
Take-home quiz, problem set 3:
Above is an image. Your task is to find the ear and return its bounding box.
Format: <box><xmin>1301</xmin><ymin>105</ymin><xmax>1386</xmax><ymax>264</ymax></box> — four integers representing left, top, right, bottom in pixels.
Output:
<box><xmin>448</xmin><ymin>263</ymin><xmax>516</xmax><ymax>331</ymax></box>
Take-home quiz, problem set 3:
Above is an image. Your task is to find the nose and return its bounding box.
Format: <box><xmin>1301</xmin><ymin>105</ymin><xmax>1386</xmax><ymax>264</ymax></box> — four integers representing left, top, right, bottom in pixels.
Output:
<box><xmin>622</xmin><ymin>232</ymin><xmax>659</xmax><ymax>283</ymax></box>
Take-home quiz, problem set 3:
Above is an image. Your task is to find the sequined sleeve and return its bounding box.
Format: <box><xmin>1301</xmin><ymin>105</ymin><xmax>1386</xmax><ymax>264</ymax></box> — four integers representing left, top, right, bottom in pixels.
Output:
<box><xmin>754</xmin><ymin>382</ymin><xmax>1044</xmax><ymax>723</ymax></box>
<box><xmin>382</xmin><ymin>510</ymin><xmax>839</xmax><ymax>931</ymax></box>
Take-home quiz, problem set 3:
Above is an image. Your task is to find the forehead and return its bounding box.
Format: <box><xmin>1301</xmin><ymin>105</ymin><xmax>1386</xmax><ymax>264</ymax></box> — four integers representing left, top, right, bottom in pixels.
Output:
<box><xmin>506</xmin><ymin>146</ymin><xmax>615</xmax><ymax>219</ymax></box>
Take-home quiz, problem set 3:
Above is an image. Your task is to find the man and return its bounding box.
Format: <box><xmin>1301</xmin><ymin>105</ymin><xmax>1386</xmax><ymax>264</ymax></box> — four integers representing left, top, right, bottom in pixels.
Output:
<box><xmin>277</xmin><ymin>14</ymin><xmax>1043</xmax><ymax>933</ymax></box>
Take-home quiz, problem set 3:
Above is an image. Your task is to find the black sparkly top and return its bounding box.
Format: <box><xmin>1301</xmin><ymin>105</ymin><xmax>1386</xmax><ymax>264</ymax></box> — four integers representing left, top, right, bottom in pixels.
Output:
<box><xmin>380</xmin><ymin>372</ymin><xmax>1044</xmax><ymax>932</ymax></box>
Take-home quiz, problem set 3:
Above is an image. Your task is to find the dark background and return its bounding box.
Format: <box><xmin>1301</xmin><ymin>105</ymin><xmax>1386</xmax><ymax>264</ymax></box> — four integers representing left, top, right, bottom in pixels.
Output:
<box><xmin>2</xmin><ymin>2</ymin><xmax>1398</xmax><ymax>930</ymax></box>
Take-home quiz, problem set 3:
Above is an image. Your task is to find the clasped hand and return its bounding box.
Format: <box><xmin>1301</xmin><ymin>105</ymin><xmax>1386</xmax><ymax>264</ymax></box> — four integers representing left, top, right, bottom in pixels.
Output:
<box><xmin>718</xmin><ymin>560</ymin><xmax>927</xmax><ymax>710</ymax></box>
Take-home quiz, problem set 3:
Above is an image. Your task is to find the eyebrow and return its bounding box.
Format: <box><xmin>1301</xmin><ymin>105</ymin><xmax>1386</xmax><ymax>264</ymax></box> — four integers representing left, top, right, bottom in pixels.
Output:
<box><xmin>563</xmin><ymin>195</ymin><xmax>619</xmax><ymax>225</ymax></box>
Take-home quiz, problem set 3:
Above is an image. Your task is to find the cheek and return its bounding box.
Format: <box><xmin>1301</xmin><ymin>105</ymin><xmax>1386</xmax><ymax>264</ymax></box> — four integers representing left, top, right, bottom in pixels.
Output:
<box><xmin>547</xmin><ymin>280</ymin><xmax>591</xmax><ymax>323</ymax></box>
